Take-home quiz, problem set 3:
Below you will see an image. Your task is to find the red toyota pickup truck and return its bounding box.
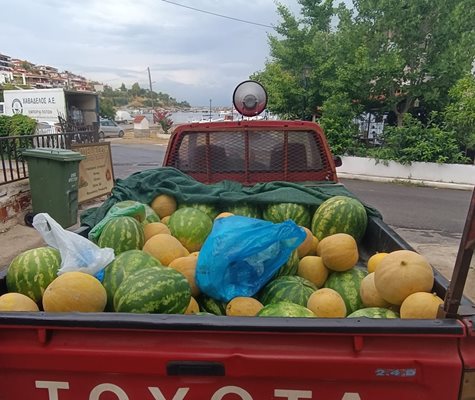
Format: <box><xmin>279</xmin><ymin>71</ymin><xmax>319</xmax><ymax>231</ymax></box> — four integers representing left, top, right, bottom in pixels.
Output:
<box><xmin>1</xmin><ymin>81</ymin><xmax>474</xmax><ymax>400</ymax></box>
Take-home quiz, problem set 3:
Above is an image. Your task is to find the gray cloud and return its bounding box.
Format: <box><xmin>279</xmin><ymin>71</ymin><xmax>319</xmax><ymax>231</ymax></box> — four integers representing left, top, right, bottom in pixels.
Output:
<box><xmin>1</xmin><ymin>0</ymin><xmax>301</xmax><ymax>106</ymax></box>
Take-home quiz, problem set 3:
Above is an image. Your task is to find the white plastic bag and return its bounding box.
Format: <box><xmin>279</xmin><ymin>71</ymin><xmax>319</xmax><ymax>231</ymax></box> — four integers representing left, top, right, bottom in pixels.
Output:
<box><xmin>32</xmin><ymin>213</ymin><xmax>115</xmax><ymax>276</ymax></box>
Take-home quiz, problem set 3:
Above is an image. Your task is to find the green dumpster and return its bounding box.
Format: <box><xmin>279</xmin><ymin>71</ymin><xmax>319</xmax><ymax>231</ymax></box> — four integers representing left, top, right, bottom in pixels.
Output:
<box><xmin>22</xmin><ymin>148</ymin><xmax>85</xmax><ymax>228</ymax></box>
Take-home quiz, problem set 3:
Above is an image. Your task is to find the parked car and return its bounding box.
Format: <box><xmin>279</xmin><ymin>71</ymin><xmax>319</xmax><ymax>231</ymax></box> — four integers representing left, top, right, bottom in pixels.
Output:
<box><xmin>99</xmin><ymin>118</ymin><xmax>125</xmax><ymax>138</ymax></box>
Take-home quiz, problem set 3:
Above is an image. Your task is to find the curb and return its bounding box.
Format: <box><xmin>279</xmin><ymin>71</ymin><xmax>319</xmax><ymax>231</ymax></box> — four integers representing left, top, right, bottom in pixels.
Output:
<box><xmin>337</xmin><ymin>172</ymin><xmax>474</xmax><ymax>191</ymax></box>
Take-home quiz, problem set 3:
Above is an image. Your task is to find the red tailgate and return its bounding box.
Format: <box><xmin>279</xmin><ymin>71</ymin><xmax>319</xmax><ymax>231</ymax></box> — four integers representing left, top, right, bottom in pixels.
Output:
<box><xmin>0</xmin><ymin>317</ymin><xmax>464</xmax><ymax>400</ymax></box>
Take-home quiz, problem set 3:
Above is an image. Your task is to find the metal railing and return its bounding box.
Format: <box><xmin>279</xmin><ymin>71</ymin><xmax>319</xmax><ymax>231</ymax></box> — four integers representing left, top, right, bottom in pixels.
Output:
<box><xmin>0</xmin><ymin>130</ymin><xmax>99</xmax><ymax>185</ymax></box>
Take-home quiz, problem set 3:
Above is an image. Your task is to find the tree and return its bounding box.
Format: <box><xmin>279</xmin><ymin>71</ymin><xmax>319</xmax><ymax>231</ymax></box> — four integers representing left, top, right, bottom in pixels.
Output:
<box><xmin>99</xmin><ymin>98</ymin><xmax>115</xmax><ymax>120</ymax></box>
<box><xmin>444</xmin><ymin>74</ymin><xmax>475</xmax><ymax>157</ymax></box>
<box><xmin>257</xmin><ymin>0</ymin><xmax>475</xmax><ymax>127</ymax></box>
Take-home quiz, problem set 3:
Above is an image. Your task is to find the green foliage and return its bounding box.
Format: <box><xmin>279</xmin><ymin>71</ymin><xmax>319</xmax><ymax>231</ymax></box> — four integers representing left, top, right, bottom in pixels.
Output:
<box><xmin>368</xmin><ymin>114</ymin><xmax>469</xmax><ymax>164</ymax></box>
<box><xmin>443</xmin><ymin>74</ymin><xmax>475</xmax><ymax>154</ymax></box>
<box><xmin>99</xmin><ymin>98</ymin><xmax>116</xmax><ymax>120</ymax></box>
<box><xmin>319</xmin><ymin>93</ymin><xmax>365</xmax><ymax>156</ymax></box>
<box><xmin>0</xmin><ymin>114</ymin><xmax>36</xmax><ymax>137</ymax></box>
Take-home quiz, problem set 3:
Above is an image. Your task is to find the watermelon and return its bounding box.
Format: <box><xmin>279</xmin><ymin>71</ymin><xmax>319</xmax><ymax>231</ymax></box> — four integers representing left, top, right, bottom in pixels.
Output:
<box><xmin>274</xmin><ymin>250</ymin><xmax>299</xmax><ymax>278</ymax></box>
<box><xmin>108</xmin><ymin>200</ymin><xmax>146</xmax><ymax>223</ymax></box>
<box><xmin>168</xmin><ymin>207</ymin><xmax>213</xmax><ymax>252</ymax></box>
<box><xmin>178</xmin><ymin>203</ymin><xmax>220</xmax><ymax>220</ymax></box>
<box><xmin>324</xmin><ymin>268</ymin><xmax>367</xmax><ymax>315</ymax></box>
<box><xmin>311</xmin><ymin>195</ymin><xmax>368</xmax><ymax>242</ymax></box>
<box><xmin>102</xmin><ymin>250</ymin><xmax>161</xmax><ymax>311</ymax></box>
<box><xmin>225</xmin><ymin>203</ymin><xmax>262</xmax><ymax>219</ymax></box>
<box><xmin>114</xmin><ymin>267</ymin><xmax>191</xmax><ymax>314</ymax></box>
<box><xmin>257</xmin><ymin>301</ymin><xmax>315</xmax><ymax>318</ymax></box>
<box><xmin>347</xmin><ymin>307</ymin><xmax>399</xmax><ymax>319</ymax></box>
<box><xmin>6</xmin><ymin>247</ymin><xmax>61</xmax><ymax>303</ymax></box>
<box><xmin>263</xmin><ymin>203</ymin><xmax>311</xmax><ymax>228</ymax></box>
<box><xmin>196</xmin><ymin>294</ymin><xmax>227</xmax><ymax>315</ymax></box>
<box><xmin>259</xmin><ymin>275</ymin><xmax>317</xmax><ymax>307</ymax></box>
<box><xmin>143</xmin><ymin>204</ymin><xmax>160</xmax><ymax>225</ymax></box>
<box><xmin>98</xmin><ymin>216</ymin><xmax>145</xmax><ymax>255</ymax></box>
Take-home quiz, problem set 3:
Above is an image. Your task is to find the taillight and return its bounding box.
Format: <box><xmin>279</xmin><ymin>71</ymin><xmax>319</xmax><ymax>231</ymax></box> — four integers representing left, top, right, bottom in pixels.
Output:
<box><xmin>460</xmin><ymin>370</ymin><xmax>475</xmax><ymax>399</ymax></box>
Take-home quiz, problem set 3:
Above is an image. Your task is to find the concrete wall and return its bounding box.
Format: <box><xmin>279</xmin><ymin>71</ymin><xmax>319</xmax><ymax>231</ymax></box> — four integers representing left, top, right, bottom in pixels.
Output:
<box><xmin>337</xmin><ymin>156</ymin><xmax>475</xmax><ymax>188</ymax></box>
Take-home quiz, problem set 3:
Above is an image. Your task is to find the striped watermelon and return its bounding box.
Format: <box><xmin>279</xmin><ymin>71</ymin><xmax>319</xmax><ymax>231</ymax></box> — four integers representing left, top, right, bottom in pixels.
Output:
<box><xmin>178</xmin><ymin>203</ymin><xmax>220</xmax><ymax>220</ymax></box>
<box><xmin>168</xmin><ymin>207</ymin><xmax>213</xmax><ymax>252</ymax></box>
<box><xmin>98</xmin><ymin>216</ymin><xmax>145</xmax><ymax>255</ymax></box>
<box><xmin>347</xmin><ymin>307</ymin><xmax>399</xmax><ymax>319</ymax></box>
<box><xmin>6</xmin><ymin>247</ymin><xmax>61</xmax><ymax>303</ymax></box>
<box><xmin>108</xmin><ymin>200</ymin><xmax>146</xmax><ymax>223</ymax></box>
<box><xmin>274</xmin><ymin>250</ymin><xmax>299</xmax><ymax>278</ymax></box>
<box><xmin>259</xmin><ymin>275</ymin><xmax>317</xmax><ymax>307</ymax></box>
<box><xmin>114</xmin><ymin>266</ymin><xmax>191</xmax><ymax>313</ymax></box>
<box><xmin>263</xmin><ymin>203</ymin><xmax>311</xmax><ymax>228</ymax></box>
<box><xmin>324</xmin><ymin>268</ymin><xmax>367</xmax><ymax>315</ymax></box>
<box><xmin>102</xmin><ymin>250</ymin><xmax>162</xmax><ymax>311</ymax></box>
<box><xmin>196</xmin><ymin>294</ymin><xmax>227</xmax><ymax>315</ymax></box>
<box><xmin>225</xmin><ymin>203</ymin><xmax>262</xmax><ymax>219</ymax></box>
<box><xmin>257</xmin><ymin>301</ymin><xmax>315</xmax><ymax>318</ymax></box>
<box><xmin>311</xmin><ymin>196</ymin><xmax>368</xmax><ymax>242</ymax></box>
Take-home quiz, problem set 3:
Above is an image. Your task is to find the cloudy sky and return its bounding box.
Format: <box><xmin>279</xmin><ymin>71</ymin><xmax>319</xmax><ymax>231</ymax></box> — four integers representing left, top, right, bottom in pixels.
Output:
<box><xmin>2</xmin><ymin>0</ymin><xmax>303</xmax><ymax>107</ymax></box>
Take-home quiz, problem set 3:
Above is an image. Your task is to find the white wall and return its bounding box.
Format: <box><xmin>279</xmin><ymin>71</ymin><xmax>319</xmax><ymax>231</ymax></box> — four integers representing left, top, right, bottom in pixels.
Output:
<box><xmin>337</xmin><ymin>156</ymin><xmax>475</xmax><ymax>187</ymax></box>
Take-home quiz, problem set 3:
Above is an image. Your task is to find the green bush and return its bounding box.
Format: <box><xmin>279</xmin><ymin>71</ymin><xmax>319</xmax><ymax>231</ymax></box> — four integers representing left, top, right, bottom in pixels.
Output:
<box><xmin>368</xmin><ymin>114</ymin><xmax>469</xmax><ymax>164</ymax></box>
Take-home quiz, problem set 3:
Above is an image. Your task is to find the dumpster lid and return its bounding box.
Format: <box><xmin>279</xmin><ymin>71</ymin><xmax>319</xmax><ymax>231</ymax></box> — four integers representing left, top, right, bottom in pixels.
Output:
<box><xmin>22</xmin><ymin>148</ymin><xmax>85</xmax><ymax>161</ymax></box>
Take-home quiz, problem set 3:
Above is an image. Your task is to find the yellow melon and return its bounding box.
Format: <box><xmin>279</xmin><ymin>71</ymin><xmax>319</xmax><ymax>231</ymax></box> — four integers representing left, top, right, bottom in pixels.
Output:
<box><xmin>42</xmin><ymin>271</ymin><xmax>107</xmax><ymax>313</ymax></box>
<box><xmin>185</xmin><ymin>297</ymin><xmax>200</xmax><ymax>314</ymax></box>
<box><xmin>143</xmin><ymin>222</ymin><xmax>171</xmax><ymax>242</ymax></box>
<box><xmin>297</xmin><ymin>227</ymin><xmax>314</xmax><ymax>258</ymax></box>
<box><xmin>0</xmin><ymin>292</ymin><xmax>39</xmax><ymax>312</ymax></box>
<box><xmin>317</xmin><ymin>233</ymin><xmax>359</xmax><ymax>272</ymax></box>
<box><xmin>215</xmin><ymin>212</ymin><xmax>234</xmax><ymax>220</ymax></box>
<box><xmin>151</xmin><ymin>194</ymin><xmax>177</xmax><ymax>218</ymax></box>
<box><xmin>225</xmin><ymin>297</ymin><xmax>264</xmax><ymax>316</ymax></box>
<box><xmin>359</xmin><ymin>272</ymin><xmax>391</xmax><ymax>308</ymax></box>
<box><xmin>297</xmin><ymin>256</ymin><xmax>329</xmax><ymax>288</ymax></box>
<box><xmin>374</xmin><ymin>250</ymin><xmax>434</xmax><ymax>305</ymax></box>
<box><xmin>367</xmin><ymin>252</ymin><xmax>388</xmax><ymax>273</ymax></box>
<box><xmin>307</xmin><ymin>288</ymin><xmax>346</xmax><ymax>318</ymax></box>
<box><xmin>400</xmin><ymin>292</ymin><xmax>444</xmax><ymax>319</ymax></box>
<box><xmin>143</xmin><ymin>233</ymin><xmax>189</xmax><ymax>266</ymax></box>
<box><xmin>169</xmin><ymin>255</ymin><xmax>200</xmax><ymax>297</ymax></box>
<box><xmin>307</xmin><ymin>235</ymin><xmax>320</xmax><ymax>256</ymax></box>
<box><xmin>161</xmin><ymin>216</ymin><xmax>171</xmax><ymax>225</ymax></box>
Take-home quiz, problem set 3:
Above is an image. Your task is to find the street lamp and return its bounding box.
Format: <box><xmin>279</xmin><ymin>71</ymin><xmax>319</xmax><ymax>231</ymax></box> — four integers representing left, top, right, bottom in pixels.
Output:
<box><xmin>301</xmin><ymin>65</ymin><xmax>311</xmax><ymax>120</ymax></box>
<box><xmin>209</xmin><ymin>99</ymin><xmax>212</xmax><ymax>121</ymax></box>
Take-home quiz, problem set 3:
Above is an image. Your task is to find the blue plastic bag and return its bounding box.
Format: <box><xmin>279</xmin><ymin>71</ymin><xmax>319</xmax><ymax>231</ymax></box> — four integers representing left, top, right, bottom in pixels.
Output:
<box><xmin>195</xmin><ymin>215</ymin><xmax>306</xmax><ymax>302</ymax></box>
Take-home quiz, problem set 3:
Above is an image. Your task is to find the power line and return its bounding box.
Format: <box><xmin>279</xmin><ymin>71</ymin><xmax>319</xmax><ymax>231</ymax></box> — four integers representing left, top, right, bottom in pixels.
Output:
<box><xmin>160</xmin><ymin>0</ymin><xmax>275</xmax><ymax>29</ymax></box>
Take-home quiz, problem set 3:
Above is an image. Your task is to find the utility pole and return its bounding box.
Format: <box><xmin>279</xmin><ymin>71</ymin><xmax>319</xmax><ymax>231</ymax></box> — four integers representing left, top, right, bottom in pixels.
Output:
<box><xmin>209</xmin><ymin>99</ymin><xmax>212</xmax><ymax>121</ymax></box>
<box><xmin>147</xmin><ymin>67</ymin><xmax>154</xmax><ymax>110</ymax></box>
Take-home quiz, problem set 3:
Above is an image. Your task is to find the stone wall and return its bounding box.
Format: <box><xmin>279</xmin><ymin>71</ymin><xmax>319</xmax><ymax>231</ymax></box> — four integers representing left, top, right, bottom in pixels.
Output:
<box><xmin>0</xmin><ymin>180</ymin><xmax>31</xmax><ymax>231</ymax></box>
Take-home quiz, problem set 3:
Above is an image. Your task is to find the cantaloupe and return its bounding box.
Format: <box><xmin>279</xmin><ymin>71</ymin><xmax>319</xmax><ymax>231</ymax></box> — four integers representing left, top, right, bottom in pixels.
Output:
<box><xmin>359</xmin><ymin>272</ymin><xmax>390</xmax><ymax>308</ymax></box>
<box><xmin>185</xmin><ymin>297</ymin><xmax>200</xmax><ymax>314</ymax></box>
<box><xmin>307</xmin><ymin>288</ymin><xmax>346</xmax><ymax>318</ymax></box>
<box><xmin>215</xmin><ymin>212</ymin><xmax>234</xmax><ymax>220</ymax></box>
<box><xmin>143</xmin><ymin>222</ymin><xmax>171</xmax><ymax>242</ymax></box>
<box><xmin>0</xmin><ymin>292</ymin><xmax>39</xmax><ymax>312</ymax></box>
<box><xmin>42</xmin><ymin>271</ymin><xmax>107</xmax><ymax>312</ymax></box>
<box><xmin>143</xmin><ymin>233</ymin><xmax>189</xmax><ymax>266</ymax></box>
<box><xmin>297</xmin><ymin>227</ymin><xmax>314</xmax><ymax>258</ymax></box>
<box><xmin>317</xmin><ymin>233</ymin><xmax>359</xmax><ymax>272</ymax></box>
<box><xmin>151</xmin><ymin>194</ymin><xmax>177</xmax><ymax>218</ymax></box>
<box><xmin>169</xmin><ymin>255</ymin><xmax>200</xmax><ymax>297</ymax></box>
<box><xmin>367</xmin><ymin>252</ymin><xmax>388</xmax><ymax>273</ymax></box>
<box><xmin>400</xmin><ymin>292</ymin><xmax>443</xmax><ymax>319</ymax></box>
<box><xmin>374</xmin><ymin>250</ymin><xmax>434</xmax><ymax>305</ymax></box>
<box><xmin>226</xmin><ymin>297</ymin><xmax>264</xmax><ymax>316</ymax></box>
<box><xmin>297</xmin><ymin>256</ymin><xmax>329</xmax><ymax>288</ymax></box>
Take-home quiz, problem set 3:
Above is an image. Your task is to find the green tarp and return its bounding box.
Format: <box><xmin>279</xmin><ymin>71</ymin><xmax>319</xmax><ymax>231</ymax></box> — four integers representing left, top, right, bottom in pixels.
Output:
<box><xmin>80</xmin><ymin>167</ymin><xmax>382</xmax><ymax>228</ymax></box>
